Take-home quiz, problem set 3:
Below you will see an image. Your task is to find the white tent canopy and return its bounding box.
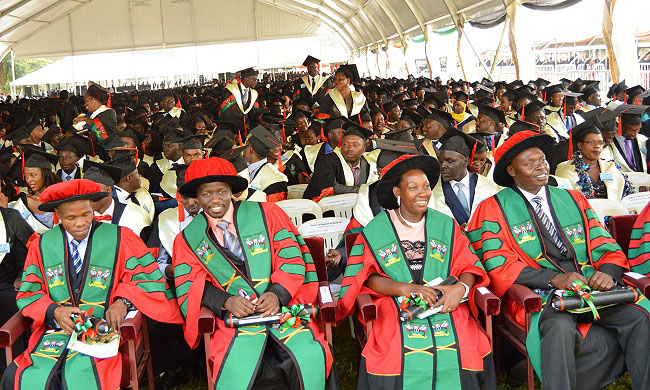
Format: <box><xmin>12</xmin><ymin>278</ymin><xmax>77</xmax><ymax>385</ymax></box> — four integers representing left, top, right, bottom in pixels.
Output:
<box><xmin>0</xmin><ymin>0</ymin><xmax>505</xmax><ymax>61</ymax></box>
<box><xmin>9</xmin><ymin>35</ymin><xmax>348</xmax><ymax>86</ymax></box>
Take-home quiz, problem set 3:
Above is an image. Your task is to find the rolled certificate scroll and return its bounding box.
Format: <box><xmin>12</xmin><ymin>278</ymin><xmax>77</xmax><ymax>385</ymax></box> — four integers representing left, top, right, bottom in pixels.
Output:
<box><xmin>223</xmin><ymin>304</ymin><xmax>319</xmax><ymax>328</ymax></box>
<box><xmin>398</xmin><ymin>276</ymin><xmax>458</xmax><ymax>322</ymax></box>
<box><xmin>551</xmin><ymin>286</ymin><xmax>639</xmax><ymax>312</ymax></box>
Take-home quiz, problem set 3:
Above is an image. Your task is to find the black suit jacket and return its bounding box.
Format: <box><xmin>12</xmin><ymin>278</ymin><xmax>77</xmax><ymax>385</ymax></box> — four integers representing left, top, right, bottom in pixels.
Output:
<box><xmin>441</xmin><ymin>174</ymin><xmax>478</xmax><ymax>226</ymax></box>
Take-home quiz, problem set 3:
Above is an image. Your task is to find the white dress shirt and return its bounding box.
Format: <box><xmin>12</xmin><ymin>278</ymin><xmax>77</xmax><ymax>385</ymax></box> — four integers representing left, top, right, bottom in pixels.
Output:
<box><xmin>61</xmin><ymin>167</ymin><xmax>78</xmax><ymax>181</ymax></box>
<box><xmin>113</xmin><ymin>185</ymin><xmax>130</xmax><ymax>204</ymax></box>
<box><xmin>94</xmin><ymin>199</ymin><xmax>115</xmax><ymax>220</ymax></box>
<box><xmin>65</xmin><ymin>229</ymin><xmax>90</xmax><ymax>260</ymax></box>
<box><xmin>248</xmin><ymin>158</ymin><xmax>267</xmax><ymax>181</ymax></box>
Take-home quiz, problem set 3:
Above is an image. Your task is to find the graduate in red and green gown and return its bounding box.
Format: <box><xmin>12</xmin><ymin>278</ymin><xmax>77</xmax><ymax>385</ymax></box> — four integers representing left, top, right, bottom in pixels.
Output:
<box><xmin>466</xmin><ymin>131</ymin><xmax>650</xmax><ymax>389</ymax></box>
<box><xmin>171</xmin><ymin>157</ymin><xmax>335</xmax><ymax>390</ymax></box>
<box><xmin>628</xmin><ymin>201</ymin><xmax>650</xmax><ymax>275</ymax></box>
<box><xmin>1</xmin><ymin>179</ymin><xmax>182</xmax><ymax>390</ymax></box>
<box><xmin>336</xmin><ymin>154</ymin><xmax>496</xmax><ymax>390</ymax></box>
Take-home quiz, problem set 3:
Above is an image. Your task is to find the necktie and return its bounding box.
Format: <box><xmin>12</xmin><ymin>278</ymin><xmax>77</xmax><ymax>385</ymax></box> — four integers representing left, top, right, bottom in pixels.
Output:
<box><xmin>455</xmin><ymin>182</ymin><xmax>471</xmax><ymax>216</ymax></box>
<box><xmin>352</xmin><ymin>165</ymin><xmax>360</xmax><ymax>186</ymax></box>
<box><xmin>65</xmin><ymin>174</ymin><xmax>72</xmax><ymax>181</ymax></box>
<box><xmin>531</xmin><ymin>196</ymin><xmax>567</xmax><ymax>254</ymax></box>
<box><xmin>243</xmin><ymin>88</ymin><xmax>251</xmax><ymax>109</ymax></box>
<box><xmin>310</xmin><ymin>77</ymin><xmax>315</xmax><ymax>90</ymax></box>
<box><xmin>70</xmin><ymin>239</ymin><xmax>83</xmax><ymax>275</ymax></box>
<box><xmin>217</xmin><ymin>220</ymin><xmax>245</xmax><ymax>261</ymax></box>
<box><xmin>565</xmin><ymin>116</ymin><xmax>573</xmax><ymax>131</ymax></box>
<box><xmin>624</xmin><ymin>139</ymin><xmax>636</xmax><ymax>170</ymax></box>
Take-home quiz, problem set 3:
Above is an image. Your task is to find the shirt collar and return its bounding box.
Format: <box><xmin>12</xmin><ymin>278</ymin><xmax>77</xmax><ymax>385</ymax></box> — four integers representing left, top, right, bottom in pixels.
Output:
<box><xmin>517</xmin><ymin>186</ymin><xmax>546</xmax><ymax>204</ymax></box>
<box><xmin>114</xmin><ymin>185</ymin><xmax>129</xmax><ymax>202</ymax></box>
<box><xmin>62</xmin><ymin>166</ymin><xmax>77</xmax><ymax>178</ymax></box>
<box><xmin>248</xmin><ymin>158</ymin><xmax>267</xmax><ymax>172</ymax></box>
<box><xmin>449</xmin><ymin>171</ymin><xmax>470</xmax><ymax>188</ymax></box>
<box><xmin>205</xmin><ymin>201</ymin><xmax>235</xmax><ymax>232</ymax></box>
<box><xmin>65</xmin><ymin>228</ymin><xmax>91</xmax><ymax>245</ymax></box>
<box><xmin>348</xmin><ymin>159</ymin><xmax>361</xmax><ymax>170</ymax></box>
<box><xmin>95</xmin><ymin>199</ymin><xmax>115</xmax><ymax>217</ymax></box>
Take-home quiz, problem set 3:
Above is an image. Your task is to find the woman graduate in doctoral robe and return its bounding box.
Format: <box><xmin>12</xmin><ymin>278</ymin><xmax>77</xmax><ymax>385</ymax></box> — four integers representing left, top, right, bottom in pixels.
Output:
<box><xmin>336</xmin><ymin>154</ymin><xmax>496</xmax><ymax>390</ymax></box>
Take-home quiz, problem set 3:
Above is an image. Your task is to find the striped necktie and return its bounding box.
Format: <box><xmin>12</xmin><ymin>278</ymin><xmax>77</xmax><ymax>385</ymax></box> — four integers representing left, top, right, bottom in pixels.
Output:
<box><xmin>70</xmin><ymin>239</ymin><xmax>83</xmax><ymax>275</ymax></box>
<box><xmin>531</xmin><ymin>196</ymin><xmax>567</xmax><ymax>254</ymax></box>
<box><xmin>217</xmin><ymin>220</ymin><xmax>245</xmax><ymax>261</ymax></box>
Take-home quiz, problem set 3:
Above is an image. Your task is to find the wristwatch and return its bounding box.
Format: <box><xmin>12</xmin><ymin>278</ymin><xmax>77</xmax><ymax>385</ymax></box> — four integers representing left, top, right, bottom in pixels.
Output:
<box><xmin>121</xmin><ymin>297</ymin><xmax>136</xmax><ymax>311</ymax></box>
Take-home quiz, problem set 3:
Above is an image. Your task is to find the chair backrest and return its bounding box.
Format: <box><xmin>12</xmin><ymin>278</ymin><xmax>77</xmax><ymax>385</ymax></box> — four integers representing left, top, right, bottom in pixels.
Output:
<box><xmin>276</xmin><ymin>199</ymin><xmax>322</xmax><ymax>228</ymax></box>
<box><xmin>299</xmin><ymin>217</ymin><xmax>349</xmax><ymax>253</ymax></box>
<box><xmin>318</xmin><ymin>193</ymin><xmax>358</xmax><ymax>219</ymax></box>
<box><xmin>605</xmin><ymin>214</ymin><xmax>639</xmax><ymax>255</ymax></box>
<box><xmin>287</xmin><ymin>184</ymin><xmax>308</xmax><ymax>199</ymax></box>
<box><xmin>587</xmin><ymin>199</ymin><xmax>628</xmax><ymax>224</ymax></box>
<box><xmin>303</xmin><ymin>236</ymin><xmax>327</xmax><ymax>282</ymax></box>
<box><xmin>626</xmin><ymin>172</ymin><xmax>650</xmax><ymax>189</ymax></box>
<box><xmin>622</xmin><ymin>192</ymin><xmax>650</xmax><ymax>214</ymax></box>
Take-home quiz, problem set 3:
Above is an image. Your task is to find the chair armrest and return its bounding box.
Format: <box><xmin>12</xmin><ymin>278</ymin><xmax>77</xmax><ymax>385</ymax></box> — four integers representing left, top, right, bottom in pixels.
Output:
<box><xmin>318</xmin><ymin>281</ymin><xmax>336</xmax><ymax>323</ymax></box>
<box><xmin>623</xmin><ymin>272</ymin><xmax>650</xmax><ymax>297</ymax></box>
<box><xmin>198</xmin><ymin>307</ymin><xmax>216</xmax><ymax>334</ymax></box>
<box><xmin>0</xmin><ymin>312</ymin><xmax>31</xmax><ymax>348</ymax></box>
<box><xmin>356</xmin><ymin>293</ymin><xmax>376</xmax><ymax>323</ymax></box>
<box><xmin>506</xmin><ymin>284</ymin><xmax>543</xmax><ymax>313</ymax></box>
<box><xmin>473</xmin><ymin>287</ymin><xmax>501</xmax><ymax>316</ymax></box>
<box><xmin>120</xmin><ymin>311</ymin><xmax>143</xmax><ymax>341</ymax></box>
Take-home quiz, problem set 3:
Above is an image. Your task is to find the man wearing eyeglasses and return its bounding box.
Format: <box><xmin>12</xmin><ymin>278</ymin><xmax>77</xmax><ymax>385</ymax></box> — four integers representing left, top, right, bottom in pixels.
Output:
<box><xmin>159</xmin><ymin>91</ymin><xmax>187</xmax><ymax>122</ymax></box>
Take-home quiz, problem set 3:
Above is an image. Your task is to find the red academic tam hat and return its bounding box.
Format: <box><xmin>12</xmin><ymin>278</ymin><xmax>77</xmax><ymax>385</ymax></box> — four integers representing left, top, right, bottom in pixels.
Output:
<box><xmin>39</xmin><ymin>179</ymin><xmax>108</xmax><ymax>212</ymax></box>
<box><xmin>179</xmin><ymin>157</ymin><xmax>248</xmax><ymax>198</ymax></box>
<box><xmin>493</xmin><ymin>131</ymin><xmax>555</xmax><ymax>187</ymax></box>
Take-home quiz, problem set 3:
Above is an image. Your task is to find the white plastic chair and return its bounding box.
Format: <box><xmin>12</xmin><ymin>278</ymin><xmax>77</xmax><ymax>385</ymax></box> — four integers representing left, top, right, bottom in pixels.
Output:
<box><xmin>276</xmin><ymin>199</ymin><xmax>322</xmax><ymax>229</ymax></box>
<box><xmin>299</xmin><ymin>217</ymin><xmax>350</xmax><ymax>254</ymax></box>
<box><xmin>626</xmin><ymin>172</ymin><xmax>650</xmax><ymax>189</ymax></box>
<box><xmin>287</xmin><ymin>184</ymin><xmax>308</xmax><ymax>199</ymax></box>
<box><xmin>317</xmin><ymin>193</ymin><xmax>358</xmax><ymax>220</ymax></box>
<box><xmin>622</xmin><ymin>192</ymin><xmax>650</xmax><ymax>214</ymax></box>
<box><xmin>587</xmin><ymin>199</ymin><xmax>628</xmax><ymax>224</ymax></box>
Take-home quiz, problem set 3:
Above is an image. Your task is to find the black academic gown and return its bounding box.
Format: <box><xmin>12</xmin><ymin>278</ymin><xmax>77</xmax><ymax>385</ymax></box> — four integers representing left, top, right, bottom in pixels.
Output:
<box><xmin>283</xmin><ymin>153</ymin><xmax>309</xmax><ymax>186</ymax></box>
<box><xmin>299</xmin><ymin>143</ymin><xmax>332</xmax><ymax>175</ymax></box>
<box><xmin>613</xmin><ymin>136</ymin><xmax>648</xmax><ymax>173</ymax></box>
<box><xmin>57</xmin><ymin>101</ymin><xmax>79</xmax><ymax>132</ymax></box>
<box><xmin>441</xmin><ymin>174</ymin><xmax>478</xmax><ymax>226</ymax></box>
<box><xmin>293</xmin><ymin>76</ymin><xmax>331</xmax><ymax>107</ymax></box>
<box><xmin>302</xmin><ymin>153</ymin><xmax>370</xmax><ymax>200</ymax></box>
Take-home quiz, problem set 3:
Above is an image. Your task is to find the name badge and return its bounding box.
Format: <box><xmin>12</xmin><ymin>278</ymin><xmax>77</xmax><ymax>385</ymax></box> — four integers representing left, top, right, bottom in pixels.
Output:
<box><xmin>0</xmin><ymin>243</ymin><xmax>10</xmax><ymax>253</ymax></box>
<box><xmin>600</xmin><ymin>173</ymin><xmax>613</xmax><ymax>181</ymax></box>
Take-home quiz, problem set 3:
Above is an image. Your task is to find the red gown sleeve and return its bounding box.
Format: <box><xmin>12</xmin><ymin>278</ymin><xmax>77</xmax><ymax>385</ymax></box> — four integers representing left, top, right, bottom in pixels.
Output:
<box><xmin>112</xmin><ymin>227</ymin><xmax>183</xmax><ymax>324</ymax></box>
<box><xmin>16</xmin><ymin>236</ymin><xmax>53</xmax><ymax>327</ymax></box>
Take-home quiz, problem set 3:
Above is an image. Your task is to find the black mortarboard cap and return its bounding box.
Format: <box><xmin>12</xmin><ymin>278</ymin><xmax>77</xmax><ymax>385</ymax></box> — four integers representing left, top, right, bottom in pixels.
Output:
<box><xmin>615</xmin><ymin>104</ymin><xmax>649</xmax><ymax>125</ymax></box>
<box><xmin>478</xmin><ymin>104</ymin><xmax>506</xmax><ymax>125</ymax></box>
<box><xmin>401</xmin><ymin>109</ymin><xmax>423</xmax><ymax>127</ymax></box>
<box><xmin>248</xmin><ymin>125</ymin><xmax>281</xmax><ymax>156</ymax></box>
<box><xmin>382</xmin><ymin>100</ymin><xmax>399</xmax><ymax>113</ymax></box>
<box><xmin>467</xmin><ymin>133</ymin><xmax>488</xmax><ymax>154</ymax></box>
<box><xmin>337</xmin><ymin>64</ymin><xmax>360</xmax><ymax>83</ymax></box>
<box><xmin>108</xmin><ymin>152</ymin><xmax>137</xmax><ymax>179</ymax></box>
<box><xmin>56</xmin><ymin>137</ymin><xmax>82</xmax><ymax>157</ymax></box>
<box><xmin>239</xmin><ymin>68</ymin><xmax>258</xmax><ymax>78</ymax></box>
<box><xmin>24</xmin><ymin>148</ymin><xmax>59</xmax><ymax>170</ymax></box>
<box><xmin>534</xmin><ymin>78</ymin><xmax>550</xmax><ymax>87</ymax></box>
<box><xmin>341</xmin><ymin>121</ymin><xmax>374</xmax><ymax>140</ymax></box>
<box><xmin>163</xmin><ymin>129</ymin><xmax>189</xmax><ymax>144</ymax></box>
<box><xmin>544</xmin><ymin>84</ymin><xmax>564</xmax><ymax>101</ymax></box>
<box><xmin>521</xmin><ymin>100</ymin><xmax>546</xmax><ymax>117</ymax></box>
<box><xmin>302</xmin><ymin>55</ymin><xmax>320</xmax><ymax>66</ymax></box>
<box><xmin>581</xmin><ymin>82</ymin><xmax>600</xmax><ymax>100</ymax></box>
<box><xmin>625</xmin><ymin>85</ymin><xmax>647</xmax><ymax>104</ymax></box>
<box><xmin>42</xmin><ymin>125</ymin><xmax>62</xmax><ymax>145</ymax></box>
<box><xmin>508</xmin><ymin>119</ymin><xmax>541</xmax><ymax>135</ymax></box>
<box><xmin>100</xmin><ymin>133</ymin><xmax>127</xmax><ymax>151</ymax></box>
<box><xmin>439</xmin><ymin>127</ymin><xmax>476</xmax><ymax>157</ymax></box>
<box><xmin>87</xmin><ymin>81</ymin><xmax>109</xmax><ymax>102</ymax></box>
<box><xmin>452</xmin><ymin>90</ymin><xmax>469</xmax><ymax>102</ymax></box>
<box><xmin>83</xmin><ymin>159</ymin><xmax>122</xmax><ymax>186</ymax></box>
<box><xmin>607</xmin><ymin>80</ymin><xmax>628</xmax><ymax>99</ymax></box>
<box><xmin>181</xmin><ymin>135</ymin><xmax>205</xmax><ymax>150</ymax></box>
<box><xmin>121</xmin><ymin>127</ymin><xmax>146</xmax><ymax>144</ymax></box>
<box><xmin>424</xmin><ymin>109</ymin><xmax>454</xmax><ymax>129</ymax></box>
<box><xmin>205</xmin><ymin>130</ymin><xmax>234</xmax><ymax>151</ymax></box>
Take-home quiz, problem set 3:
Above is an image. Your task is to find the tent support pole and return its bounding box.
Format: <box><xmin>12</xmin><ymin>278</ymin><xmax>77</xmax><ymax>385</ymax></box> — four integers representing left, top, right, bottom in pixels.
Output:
<box><xmin>10</xmin><ymin>51</ymin><xmax>16</xmax><ymax>98</ymax></box>
<box><xmin>491</xmin><ymin>17</ymin><xmax>509</xmax><ymax>77</ymax></box>
<box><xmin>602</xmin><ymin>0</ymin><xmax>619</xmax><ymax>83</ymax></box>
